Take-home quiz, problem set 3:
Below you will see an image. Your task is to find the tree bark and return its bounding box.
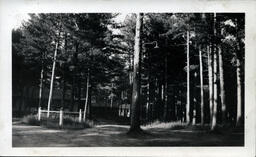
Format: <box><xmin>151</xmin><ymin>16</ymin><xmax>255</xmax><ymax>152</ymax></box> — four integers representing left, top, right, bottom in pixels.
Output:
<box><xmin>47</xmin><ymin>41</ymin><xmax>59</xmax><ymax>118</ymax></box>
<box><xmin>61</xmin><ymin>71</ymin><xmax>66</xmax><ymax>109</ymax></box>
<box><xmin>235</xmin><ymin>18</ymin><xmax>243</xmax><ymax>127</ymax></box>
<box><xmin>129</xmin><ymin>13</ymin><xmax>143</xmax><ymax>133</ymax></box>
<box><xmin>78</xmin><ymin>76</ymin><xmax>81</xmax><ymax>110</ymax></box>
<box><xmin>186</xmin><ymin>30</ymin><xmax>190</xmax><ymax>123</ymax></box>
<box><xmin>192</xmin><ymin>72</ymin><xmax>197</xmax><ymax>125</ymax></box>
<box><xmin>83</xmin><ymin>69</ymin><xmax>90</xmax><ymax>122</ymax></box>
<box><xmin>164</xmin><ymin>55</ymin><xmax>168</xmax><ymax>121</ymax></box>
<box><xmin>70</xmin><ymin>71</ymin><xmax>75</xmax><ymax>111</ymax></box>
<box><xmin>61</xmin><ymin>33</ymin><xmax>67</xmax><ymax>110</ymax></box>
<box><xmin>88</xmin><ymin>83</ymin><xmax>92</xmax><ymax>119</ymax></box>
<box><xmin>38</xmin><ymin>65</ymin><xmax>44</xmax><ymax>108</ymax></box>
<box><xmin>146</xmin><ymin>77</ymin><xmax>150</xmax><ymax>121</ymax></box>
<box><xmin>199</xmin><ymin>46</ymin><xmax>204</xmax><ymax>124</ymax></box>
<box><xmin>211</xmin><ymin>45</ymin><xmax>218</xmax><ymax>130</ymax></box>
<box><xmin>236</xmin><ymin>52</ymin><xmax>242</xmax><ymax>126</ymax></box>
<box><xmin>218</xmin><ymin>46</ymin><xmax>226</xmax><ymax>123</ymax></box>
<box><xmin>110</xmin><ymin>83</ymin><xmax>114</xmax><ymax>108</ymax></box>
<box><xmin>207</xmin><ymin>45</ymin><xmax>213</xmax><ymax>123</ymax></box>
<box><xmin>211</xmin><ymin>13</ymin><xmax>218</xmax><ymax>130</ymax></box>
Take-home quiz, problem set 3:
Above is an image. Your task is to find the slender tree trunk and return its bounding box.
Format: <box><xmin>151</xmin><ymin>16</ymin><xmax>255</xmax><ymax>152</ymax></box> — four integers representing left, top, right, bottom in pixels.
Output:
<box><xmin>110</xmin><ymin>83</ymin><xmax>114</xmax><ymax>108</ymax></box>
<box><xmin>146</xmin><ymin>77</ymin><xmax>150</xmax><ymax>121</ymax></box>
<box><xmin>110</xmin><ymin>95</ymin><xmax>113</xmax><ymax>108</ymax></box>
<box><xmin>61</xmin><ymin>71</ymin><xmax>66</xmax><ymax>109</ymax></box>
<box><xmin>88</xmin><ymin>84</ymin><xmax>92</xmax><ymax>119</ymax></box>
<box><xmin>211</xmin><ymin>13</ymin><xmax>218</xmax><ymax>130</ymax></box>
<box><xmin>38</xmin><ymin>65</ymin><xmax>44</xmax><ymax>108</ymax></box>
<box><xmin>164</xmin><ymin>56</ymin><xmax>168</xmax><ymax>121</ymax></box>
<box><xmin>207</xmin><ymin>45</ymin><xmax>213</xmax><ymax>123</ymax></box>
<box><xmin>148</xmin><ymin>50</ymin><xmax>152</xmax><ymax>122</ymax></box>
<box><xmin>83</xmin><ymin>69</ymin><xmax>90</xmax><ymax>122</ymax></box>
<box><xmin>235</xmin><ymin>18</ymin><xmax>243</xmax><ymax>127</ymax></box>
<box><xmin>47</xmin><ymin>41</ymin><xmax>59</xmax><ymax>118</ymax></box>
<box><xmin>78</xmin><ymin>76</ymin><xmax>81</xmax><ymax>110</ymax></box>
<box><xmin>211</xmin><ymin>46</ymin><xmax>218</xmax><ymax>130</ymax></box>
<box><xmin>71</xmin><ymin>71</ymin><xmax>75</xmax><ymax>111</ymax></box>
<box><xmin>236</xmin><ymin>53</ymin><xmax>242</xmax><ymax>126</ymax></box>
<box><xmin>129</xmin><ymin>13</ymin><xmax>143</xmax><ymax>133</ymax></box>
<box><xmin>186</xmin><ymin>30</ymin><xmax>190</xmax><ymax>123</ymax></box>
<box><xmin>192</xmin><ymin>72</ymin><xmax>197</xmax><ymax>125</ymax></box>
<box><xmin>218</xmin><ymin>46</ymin><xmax>226</xmax><ymax>123</ymax></box>
<box><xmin>61</xmin><ymin>33</ymin><xmax>67</xmax><ymax>110</ymax></box>
<box><xmin>199</xmin><ymin>46</ymin><xmax>204</xmax><ymax>124</ymax></box>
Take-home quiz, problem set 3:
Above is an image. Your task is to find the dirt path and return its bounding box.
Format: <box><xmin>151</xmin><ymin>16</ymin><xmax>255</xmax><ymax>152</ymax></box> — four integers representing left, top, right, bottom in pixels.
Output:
<box><xmin>12</xmin><ymin>122</ymin><xmax>244</xmax><ymax>147</ymax></box>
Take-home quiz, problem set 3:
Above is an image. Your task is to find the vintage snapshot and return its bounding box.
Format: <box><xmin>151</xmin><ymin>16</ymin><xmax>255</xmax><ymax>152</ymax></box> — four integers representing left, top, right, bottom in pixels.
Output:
<box><xmin>0</xmin><ymin>0</ymin><xmax>256</xmax><ymax>156</ymax></box>
<box><xmin>12</xmin><ymin>13</ymin><xmax>245</xmax><ymax>147</ymax></box>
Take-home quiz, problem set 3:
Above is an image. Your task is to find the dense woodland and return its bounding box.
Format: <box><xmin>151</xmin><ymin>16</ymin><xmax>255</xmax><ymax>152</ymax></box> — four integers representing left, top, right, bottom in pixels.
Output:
<box><xmin>12</xmin><ymin>13</ymin><xmax>244</xmax><ymax>132</ymax></box>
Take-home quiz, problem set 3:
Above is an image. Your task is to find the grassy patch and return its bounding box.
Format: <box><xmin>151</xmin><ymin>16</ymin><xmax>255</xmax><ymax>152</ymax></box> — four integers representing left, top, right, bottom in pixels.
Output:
<box><xmin>21</xmin><ymin>114</ymin><xmax>40</xmax><ymax>126</ymax></box>
<box><xmin>62</xmin><ymin>116</ymin><xmax>95</xmax><ymax>129</ymax></box>
<box><xmin>21</xmin><ymin>114</ymin><xmax>95</xmax><ymax>130</ymax></box>
<box><xmin>142</xmin><ymin>120</ymin><xmax>187</xmax><ymax>130</ymax></box>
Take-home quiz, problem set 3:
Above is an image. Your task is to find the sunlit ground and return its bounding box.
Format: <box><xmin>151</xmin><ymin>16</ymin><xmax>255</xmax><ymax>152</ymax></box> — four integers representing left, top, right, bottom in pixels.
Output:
<box><xmin>12</xmin><ymin>118</ymin><xmax>244</xmax><ymax>147</ymax></box>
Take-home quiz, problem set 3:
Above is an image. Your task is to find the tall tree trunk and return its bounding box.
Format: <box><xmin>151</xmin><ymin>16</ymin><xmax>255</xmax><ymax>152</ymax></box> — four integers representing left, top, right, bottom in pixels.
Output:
<box><xmin>83</xmin><ymin>69</ymin><xmax>90</xmax><ymax>122</ymax></box>
<box><xmin>145</xmin><ymin>48</ymin><xmax>151</xmax><ymax>122</ymax></box>
<box><xmin>110</xmin><ymin>95</ymin><xmax>113</xmax><ymax>108</ymax></box>
<box><xmin>164</xmin><ymin>56</ymin><xmax>168</xmax><ymax>121</ymax></box>
<box><xmin>207</xmin><ymin>45</ymin><xmax>213</xmax><ymax>123</ymax></box>
<box><xmin>211</xmin><ymin>46</ymin><xmax>218</xmax><ymax>130</ymax></box>
<box><xmin>192</xmin><ymin>72</ymin><xmax>197</xmax><ymax>125</ymax></box>
<box><xmin>199</xmin><ymin>46</ymin><xmax>204</xmax><ymax>124</ymax></box>
<box><xmin>186</xmin><ymin>30</ymin><xmax>190</xmax><ymax>123</ymax></box>
<box><xmin>148</xmin><ymin>50</ymin><xmax>152</xmax><ymax>122</ymax></box>
<box><xmin>110</xmin><ymin>83</ymin><xmax>114</xmax><ymax>108</ymax></box>
<box><xmin>218</xmin><ymin>46</ymin><xmax>226</xmax><ymax>123</ymax></box>
<box><xmin>129</xmin><ymin>13</ymin><xmax>143</xmax><ymax>133</ymax></box>
<box><xmin>71</xmin><ymin>71</ymin><xmax>75</xmax><ymax>111</ymax></box>
<box><xmin>78</xmin><ymin>76</ymin><xmax>81</xmax><ymax>110</ymax></box>
<box><xmin>235</xmin><ymin>18</ymin><xmax>243</xmax><ymax>127</ymax></box>
<box><xmin>146</xmin><ymin>78</ymin><xmax>150</xmax><ymax>121</ymax></box>
<box><xmin>236</xmin><ymin>51</ymin><xmax>242</xmax><ymax>126</ymax></box>
<box><xmin>88</xmin><ymin>84</ymin><xmax>92</xmax><ymax>119</ymax></box>
<box><xmin>211</xmin><ymin>13</ymin><xmax>218</xmax><ymax>130</ymax></box>
<box><xmin>38</xmin><ymin>65</ymin><xmax>44</xmax><ymax>108</ymax></box>
<box><xmin>61</xmin><ymin>33</ymin><xmax>67</xmax><ymax>110</ymax></box>
<box><xmin>47</xmin><ymin>41</ymin><xmax>59</xmax><ymax>118</ymax></box>
<box><xmin>61</xmin><ymin>74</ymin><xmax>66</xmax><ymax>109</ymax></box>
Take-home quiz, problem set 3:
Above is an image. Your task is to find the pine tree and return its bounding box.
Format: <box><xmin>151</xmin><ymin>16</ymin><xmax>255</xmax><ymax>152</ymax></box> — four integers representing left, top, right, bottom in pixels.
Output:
<box><xmin>211</xmin><ymin>13</ymin><xmax>218</xmax><ymax>131</ymax></box>
<box><xmin>129</xmin><ymin>13</ymin><xmax>143</xmax><ymax>133</ymax></box>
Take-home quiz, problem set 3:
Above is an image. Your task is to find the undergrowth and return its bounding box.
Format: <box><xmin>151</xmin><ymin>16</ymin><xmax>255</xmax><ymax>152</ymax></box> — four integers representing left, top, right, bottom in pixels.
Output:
<box><xmin>21</xmin><ymin>114</ymin><xmax>95</xmax><ymax>130</ymax></box>
<box><xmin>142</xmin><ymin>120</ymin><xmax>187</xmax><ymax>130</ymax></box>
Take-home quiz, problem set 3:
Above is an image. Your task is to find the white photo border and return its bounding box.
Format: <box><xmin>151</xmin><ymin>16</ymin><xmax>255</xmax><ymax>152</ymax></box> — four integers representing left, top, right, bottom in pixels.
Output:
<box><xmin>0</xmin><ymin>0</ymin><xmax>255</xmax><ymax>156</ymax></box>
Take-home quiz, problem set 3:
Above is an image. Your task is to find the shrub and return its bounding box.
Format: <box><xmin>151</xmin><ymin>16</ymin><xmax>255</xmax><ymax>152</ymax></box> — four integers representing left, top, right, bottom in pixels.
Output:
<box><xmin>83</xmin><ymin>119</ymin><xmax>95</xmax><ymax>128</ymax></box>
<box><xmin>38</xmin><ymin>115</ymin><xmax>95</xmax><ymax>130</ymax></box>
<box><xmin>62</xmin><ymin>116</ymin><xmax>95</xmax><ymax>129</ymax></box>
<box><xmin>21</xmin><ymin>114</ymin><xmax>40</xmax><ymax>126</ymax></box>
<box><xmin>21</xmin><ymin>113</ymin><xmax>95</xmax><ymax>130</ymax></box>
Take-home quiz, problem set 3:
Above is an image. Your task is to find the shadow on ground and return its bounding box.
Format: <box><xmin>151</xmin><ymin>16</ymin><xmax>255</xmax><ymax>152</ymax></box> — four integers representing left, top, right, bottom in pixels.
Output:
<box><xmin>12</xmin><ymin>119</ymin><xmax>244</xmax><ymax>147</ymax></box>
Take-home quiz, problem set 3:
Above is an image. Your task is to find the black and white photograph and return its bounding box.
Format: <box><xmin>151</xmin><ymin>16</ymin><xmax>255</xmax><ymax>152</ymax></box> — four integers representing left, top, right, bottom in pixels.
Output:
<box><xmin>0</xmin><ymin>0</ymin><xmax>256</xmax><ymax>156</ymax></box>
<box><xmin>11</xmin><ymin>12</ymin><xmax>245</xmax><ymax>147</ymax></box>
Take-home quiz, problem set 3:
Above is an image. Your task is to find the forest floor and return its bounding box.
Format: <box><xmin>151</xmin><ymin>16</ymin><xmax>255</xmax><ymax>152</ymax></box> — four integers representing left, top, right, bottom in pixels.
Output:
<box><xmin>12</xmin><ymin>118</ymin><xmax>244</xmax><ymax>147</ymax></box>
